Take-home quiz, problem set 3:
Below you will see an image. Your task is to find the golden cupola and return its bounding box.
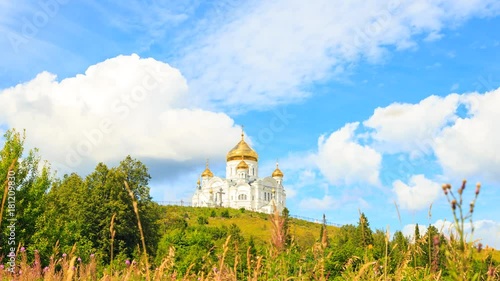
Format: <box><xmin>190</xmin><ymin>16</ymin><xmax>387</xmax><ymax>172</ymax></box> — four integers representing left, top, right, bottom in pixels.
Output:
<box><xmin>272</xmin><ymin>163</ymin><xmax>284</xmax><ymax>178</ymax></box>
<box><xmin>226</xmin><ymin>131</ymin><xmax>258</xmax><ymax>162</ymax></box>
<box><xmin>236</xmin><ymin>155</ymin><xmax>249</xmax><ymax>170</ymax></box>
<box><xmin>201</xmin><ymin>160</ymin><xmax>214</xmax><ymax>178</ymax></box>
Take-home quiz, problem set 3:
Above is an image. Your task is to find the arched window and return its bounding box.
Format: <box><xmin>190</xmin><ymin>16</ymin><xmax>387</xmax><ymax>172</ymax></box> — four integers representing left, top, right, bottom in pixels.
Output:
<box><xmin>238</xmin><ymin>194</ymin><xmax>247</xmax><ymax>200</ymax></box>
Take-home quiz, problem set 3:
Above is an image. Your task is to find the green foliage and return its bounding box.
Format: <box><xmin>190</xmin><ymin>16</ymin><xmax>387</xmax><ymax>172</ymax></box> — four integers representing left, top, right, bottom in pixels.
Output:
<box><xmin>197</xmin><ymin>216</ymin><xmax>208</xmax><ymax>225</ymax></box>
<box><xmin>356</xmin><ymin>212</ymin><xmax>374</xmax><ymax>248</ymax></box>
<box><xmin>220</xmin><ymin>209</ymin><xmax>230</xmax><ymax>218</ymax></box>
<box><xmin>11</xmin><ymin>150</ymin><xmax>162</xmax><ymax>264</ymax></box>
<box><xmin>1</xmin><ymin>129</ymin><xmax>52</xmax><ymax>258</ymax></box>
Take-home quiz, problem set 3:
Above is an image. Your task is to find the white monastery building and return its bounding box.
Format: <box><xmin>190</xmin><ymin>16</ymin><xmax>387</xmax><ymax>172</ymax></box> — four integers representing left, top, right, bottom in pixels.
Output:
<box><xmin>192</xmin><ymin>131</ymin><xmax>286</xmax><ymax>214</ymax></box>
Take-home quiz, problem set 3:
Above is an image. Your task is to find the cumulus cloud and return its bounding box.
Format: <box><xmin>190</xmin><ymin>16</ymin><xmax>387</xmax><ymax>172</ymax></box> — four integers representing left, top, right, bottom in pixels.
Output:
<box><xmin>0</xmin><ymin>54</ymin><xmax>242</xmax><ymax>175</ymax></box>
<box><xmin>364</xmin><ymin>95</ymin><xmax>460</xmax><ymax>156</ymax></box>
<box><xmin>359</xmin><ymin>87</ymin><xmax>500</xmax><ymax>183</ymax></box>
<box><xmin>313</xmin><ymin>122</ymin><xmax>382</xmax><ymax>186</ymax></box>
<box><xmin>177</xmin><ymin>0</ymin><xmax>500</xmax><ymax>110</ymax></box>
<box><xmin>393</xmin><ymin>175</ymin><xmax>441</xmax><ymax>211</ymax></box>
<box><xmin>434</xmin><ymin>88</ymin><xmax>500</xmax><ymax>182</ymax></box>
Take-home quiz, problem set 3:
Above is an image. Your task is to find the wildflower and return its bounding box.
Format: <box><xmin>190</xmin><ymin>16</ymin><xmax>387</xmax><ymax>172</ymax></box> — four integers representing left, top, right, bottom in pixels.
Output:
<box><xmin>213</xmin><ymin>267</ymin><xmax>218</xmax><ymax>273</ymax></box>
<box><xmin>475</xmin><ymin>183</ymin><xmax>481</xmax><ymax>195</ymax></box>
<box><xmin>62</xmin><ymin>253</ymin><xmax>67</xmax><ymax>258</ymax></box>
<box><xmin>367</xmin><ymin>244</ymin><xmax>373</xmax><ymax>250</ymax></box>
<box><xmin>43</xmin><ymin>266</ymin><xmax>49</xmax><ymax>273</ymax></box>
<box><xmin>20</xmin><ymin>247</ymin><xmax>25</xmax><ymax>252</ymax></box>
<box><xmin>125</xmin><ymin>260</ymin><xmax>131</xmax><ymax>266</ymax></box>
<box><xmin>90</xmin><ymin>253</ymin><xmax>95</xmax><ymax>258</ymax></box>
<box><xmin>488</xmin><ymin>266</ymin><xmax>495</xmax><ymax>277</ymax></box>
<box><xmin>442</xmin><ymin>184</ymin><xmax>448</xmax><ymax>195</ymax></box>
<box><xmin>451</xmin><ymin>199</ymin><xmax>457</xmax><ymax>210</ymax></box>
<box><xmin>77</xmin><ymin>257</ymin><xmax>82</xmax><ymax>263</ymax></box>
<box><xmin>470</xmin><ymin>202</ymin><xmax>475</xmax><ymax>213</ymax></box>
<box><xmin>433</xmin><ymin>235</ymin><xmax>440</xmax><ymax>246</ymax></box>
<box><xmin>0</xmin><ymin>264</ymin><xmax>4</xmax><ymax>269</ymax></box>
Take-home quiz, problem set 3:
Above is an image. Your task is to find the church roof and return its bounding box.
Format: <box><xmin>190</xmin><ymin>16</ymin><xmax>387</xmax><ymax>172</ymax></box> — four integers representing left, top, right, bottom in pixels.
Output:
<box><xmin>226</xmin><ymin>131</ymin><xmax>258</xmax><ymax>162</ymax></box>
<box><xmin>272</xmin><ymin>163</ymin><xmax>284</xmax><ymax>178</ymax></box>
<box><xmin>201</xmin><ymin>160</ymin><xmax>214</xmax><ymax>178</ymax></box>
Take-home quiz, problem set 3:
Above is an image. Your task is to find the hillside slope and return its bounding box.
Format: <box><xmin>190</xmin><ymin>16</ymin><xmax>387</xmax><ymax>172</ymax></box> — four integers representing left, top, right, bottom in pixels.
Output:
<box><xmin>159</xmin><ymin>205</ymin><xmax>338</xmax><ymax>249</ymax></box>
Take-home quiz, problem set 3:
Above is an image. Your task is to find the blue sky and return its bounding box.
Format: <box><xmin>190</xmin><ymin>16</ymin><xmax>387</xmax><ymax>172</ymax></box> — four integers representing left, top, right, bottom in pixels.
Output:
<box><xmin>1</xmin><ymin>0</ymin><xmax>499</xmax><ymax>247</ymax></box>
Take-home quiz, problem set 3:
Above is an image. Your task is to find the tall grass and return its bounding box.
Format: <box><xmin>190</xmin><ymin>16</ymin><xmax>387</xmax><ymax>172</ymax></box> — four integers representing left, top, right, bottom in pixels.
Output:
<box><xmin>1</xmin><ymin>179</ymin><xmax>499</xmax><ymax>280</ymax></box>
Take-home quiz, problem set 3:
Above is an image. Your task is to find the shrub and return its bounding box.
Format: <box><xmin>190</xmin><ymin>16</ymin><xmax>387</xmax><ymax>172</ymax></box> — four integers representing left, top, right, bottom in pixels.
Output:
<box><xmin>197</xmin><ymin>216</ymin><xmax>208</xmax><ymax>225</ymax></box>
<box><xmin>221</xmin><ymin>209</ymin><xmax>230</xmax><ymax>218</ymax></box>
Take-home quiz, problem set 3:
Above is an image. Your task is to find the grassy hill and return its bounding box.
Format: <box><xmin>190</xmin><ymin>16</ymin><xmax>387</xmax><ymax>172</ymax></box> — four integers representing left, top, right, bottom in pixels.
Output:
<box><xmin>159</xmin><ymin>205</ymin><xmax>500</xmax><ymax>262</ymax></box>
<box><xmin>159</xmin><ymin>205</ymin><xmax>338</xmax><ymax>249</ymax></box>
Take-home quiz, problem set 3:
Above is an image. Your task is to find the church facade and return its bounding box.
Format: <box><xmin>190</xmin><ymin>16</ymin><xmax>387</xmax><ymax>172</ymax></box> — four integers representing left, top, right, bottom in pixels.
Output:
<box><xmin>191</xmin><ymin>132</ymin><xmax>286</xmax><ymax>214</ymax></box>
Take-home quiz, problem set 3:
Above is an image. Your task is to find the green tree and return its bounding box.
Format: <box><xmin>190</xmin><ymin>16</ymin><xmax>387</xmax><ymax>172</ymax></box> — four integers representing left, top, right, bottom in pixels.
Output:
<box><xmin>32</xmin><ymin>173</ymin><xmax>93</xmax><ymax>259</ymax></box>
<box><xmin>282</xmin><ymin>207</ymin><xmax>292</xmax><ymax>247</ymax></box>
<box><xmin>411</xmin><ymin>223</ymin><xmax>424</xmax><ymax>268</ymax></box>
<box><xmin>356</xmin><ymin>212</ymin><xmax>374</xmax><ymax>248</ymax></box>
<box><xmin>1</xmin><ymin>129</ymin><xmax>52</xmax><ymax>257</ymax></box>
<box><xmin>390</xmin><ymin>230</ymin><xmax>409</xmax><ymax>272</ymax></box>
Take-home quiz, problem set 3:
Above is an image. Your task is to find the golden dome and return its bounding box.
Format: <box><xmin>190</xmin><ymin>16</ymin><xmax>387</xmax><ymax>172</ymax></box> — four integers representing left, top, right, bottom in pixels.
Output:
<box><xmin>226</xmin><ymin>131</ymin><xmax>258</xmax><ymax>162</ymax></box>
<box><xmin>236</xmin><ymin>158</ymin><xmax>249</xmax><ymax>170</ymax></box>
<box><xmin>201</xmin><ymin>159</ymin><xmax>214</xmax><ymax>178</ymax></box>
<box><xmin>272</xmin><ymin>163</ymin><xmax>284</xmax><ymax>178</ymax></box>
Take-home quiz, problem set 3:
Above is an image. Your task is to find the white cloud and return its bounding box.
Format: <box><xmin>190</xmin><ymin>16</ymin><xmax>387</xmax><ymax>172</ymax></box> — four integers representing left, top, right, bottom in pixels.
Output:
<box><xmin>393</xmin><ymin>175</ymin><xmax>441</xmax><ymax>211</ymax></box>
<box><xmin>434</xmin><ymin>88</ymin><xmax>500</xmax><ymax>182</ymax></box>
<box><xmin>299</xmin><ymin>195</ymin><xmax>337</xmax><ymax>211</ymax></box>
<box><xmin>314</xmin><ymin>122</ymin><xmax>382</xmax><ymax>186</ymax></box>
<box><xmin>364</xmin><ymin>94</ymin><xmax>460</xmax><ymax>156</ymax></box>
<box><xmin>402</xmin><ymin>223</ymin><xmax>429</xmax><ymax>242</ymax></box>
<box><xmin>177</xmin><ymin>0</ymin><xmax>500</xmax><ymax>110</ymax></box>
<box><xmin>0</xmin><ymin>54</ymin><xmax>242</xmax><ymax>174</ymax></box>
<box><xmin>359</xmin><ymin>87</ymin><xmax>500</xmax><ymax>183</ymax></box>
<box><xmin>404</xmin><ymin>219</ymin><xmax>500</xmax><ymax>249</ymax></box>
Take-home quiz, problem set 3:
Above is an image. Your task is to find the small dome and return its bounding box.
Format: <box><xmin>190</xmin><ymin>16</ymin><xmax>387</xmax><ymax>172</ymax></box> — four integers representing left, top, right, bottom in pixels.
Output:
<box><xmin>201</xmin><ymin>160</ymin><xmax>214</xmax><ymax>178</ymax></box>
<box><xmin>272</xmin><ymin>163</ymin><xmax>284</xmax><ymax>178</ymax></box>
<box><xmin>227</xmin><ymin>131</ymin><xmax>258</xmax><ymax>162</ymax></box>
<box><xmin>237</xmin><ymin>159</ymin><xmax>249</xmax><ymax>170</ymax></box>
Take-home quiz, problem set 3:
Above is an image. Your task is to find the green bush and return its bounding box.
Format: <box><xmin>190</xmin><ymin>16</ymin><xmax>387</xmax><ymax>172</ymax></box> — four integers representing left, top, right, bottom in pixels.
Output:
<box><xmin>221</xmin><ymin>209</ymin><xmax>230</xmax><ymax>218</ymax></box>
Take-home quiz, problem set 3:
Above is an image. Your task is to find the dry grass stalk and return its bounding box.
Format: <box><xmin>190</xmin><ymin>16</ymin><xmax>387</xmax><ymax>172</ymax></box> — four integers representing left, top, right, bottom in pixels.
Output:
<box><xmin>124</xmin><ymin>180</ymin><xmax>151</xmax><ymax>281</ymax></box>
<box><xmin>270</xmin><ymin>205</ymin><xmax>285</xmax><ymax>255</ymax></box>
<box><xmin>109</xmin><ymin>212</ymin><xmax>117</xmax><ymax>274</ymax></box>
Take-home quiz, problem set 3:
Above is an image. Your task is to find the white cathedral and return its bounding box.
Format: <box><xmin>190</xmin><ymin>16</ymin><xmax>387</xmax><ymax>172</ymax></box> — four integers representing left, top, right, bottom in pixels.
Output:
<box><xmin>191</xmin><ymin>131</ymin><xmax>286</xmax><ymax>214</ymax></box>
